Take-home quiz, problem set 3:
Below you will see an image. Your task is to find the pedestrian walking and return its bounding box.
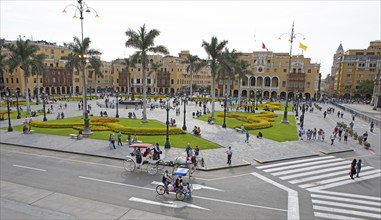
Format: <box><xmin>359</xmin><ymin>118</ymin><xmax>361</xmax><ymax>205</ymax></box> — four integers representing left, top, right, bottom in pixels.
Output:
<box><xmin>321</xmin><ymin>130</ymin><xmax>325</xmax><ymax>142</ymax></box>
<box><xmin>363</xmin><ymin>131</ymin><xmax>368</xmax><ymax>142</ymax></box>
<box><xmin>225</xmin><ymin>146</ymin><xmax>232</xmax><ymax>165</ymax></box>
<box><xmin>185</xmin><ymin>143</ymin><xmax>192</xmax><ymax>160</ymax></box>
<box><xmin>370</xmin><ymin>121</ymin><xmax>374</xmax><ymax>132</ymax></box>
<box><xmin>330</xmin><ymin>132</ymin><xmax>335</xmax><ymax>145</ymax></box>
<box><xmin>343</xmin><ymin>131</ymin><xmax>348</xmax><ymax>144</ymax></box>
<box><xmin>245</xmin><ymin>130</ymin><xmax>250</xmax><ymax>143</ymax></box>
<box><xmin>194</xmin><ymin>145</ymin><xmax>200</xmax><ymax>157</ymax></box>
<box><xmin>127</xmin><ymin>134</ymin><xmax>131</xmax><ymax>145</ymax></box>
<box><xmin>323</xmin><ymin>111</ymin><xmax>327</xmax><ymax>118</ymax></box>
<box><xmin>356</xmin><ymin>159</ymin><xmax>362</xmax><ymax>178</ymax></box>
<box><xmin>299</xmin><ymin>127</ymin><xmax>305</xmax><ymax>140</ymax></box>
<box><xmin>350</xmin><ymin>121</ymin><xmax>354</xmax><ymax>130</ymax></box>
<box><xmin>352</xmin><ymin>113</ymin><xmax>356</xmax><ymax>121</ymax></box>
<box><xmin>109</xmin><ymin>133</ymin><xmax>116</xmax><ymax>149</ymax></box>
<box><xmin>349</xmin><ymin>159</ymin><xmax>357</xmax><ymax>180</ymax></box>
<box><xmin>117</xmin><ymin>131</ymin><xmax>123</xmax><ymax>146</ymax></box>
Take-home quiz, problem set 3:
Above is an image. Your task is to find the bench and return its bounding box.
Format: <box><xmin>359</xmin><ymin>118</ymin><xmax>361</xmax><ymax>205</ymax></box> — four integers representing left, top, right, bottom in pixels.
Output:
<box><xmin>23</xmin><ymin>130</ymin><xmax>34</xmax><ymax>134</ymax></box>
<box><xmin>132</xmin><ymin>140</ymin><xmax>142</xmax><ymax>143</ymax></box>
<box><xmin>235</xmin><ymin>128</ymin><xmax>245</xmax><ymax>133</ymax></box>
<box><xmin>70</xmin><ymin>134</ymin><xmax>83</xmax><ymax>140</ymax></box>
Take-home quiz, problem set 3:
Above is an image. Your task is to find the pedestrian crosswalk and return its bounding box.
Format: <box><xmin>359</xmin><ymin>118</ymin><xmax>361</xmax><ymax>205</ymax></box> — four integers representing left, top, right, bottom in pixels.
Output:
<box><xmin>256</xmin><ymin>156</ymin><xmax>381</xmax><ymax>220</ymax></box>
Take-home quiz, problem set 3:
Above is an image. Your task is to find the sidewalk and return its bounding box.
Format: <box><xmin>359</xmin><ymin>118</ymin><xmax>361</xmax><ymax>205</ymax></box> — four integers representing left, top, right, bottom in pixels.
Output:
<box><xmin>1</xmin><ymin>98</ymin><xmax>379</xmax><ymax>170</ymax></box>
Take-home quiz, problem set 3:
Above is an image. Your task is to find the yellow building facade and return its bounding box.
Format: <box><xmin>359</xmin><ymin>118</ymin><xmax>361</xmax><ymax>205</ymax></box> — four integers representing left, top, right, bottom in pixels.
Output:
<box><xmin>332</xmin><ymin>41</ymin><xmax>381</xmax><ymax>99</ymax></box>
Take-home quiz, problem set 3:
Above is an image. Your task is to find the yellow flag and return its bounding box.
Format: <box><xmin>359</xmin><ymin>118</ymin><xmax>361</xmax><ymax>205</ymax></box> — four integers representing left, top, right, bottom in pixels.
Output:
<box><xmin>299</xmin><ymin>42</ymin><xmax>307</xmax><ymax>51</ymax></box>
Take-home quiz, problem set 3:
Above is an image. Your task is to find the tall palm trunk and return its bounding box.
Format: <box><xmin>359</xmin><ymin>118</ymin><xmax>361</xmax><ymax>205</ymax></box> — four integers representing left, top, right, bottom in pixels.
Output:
<box><xmin>190</xmin><ymin>70</ymin><xmax>194</xmax><ymax>97</ymax></box>
<box><xmin>36</xmin><ymin>73</ymin><xmax>39</xmax><ymax>104</ymax></box>
<box><xmin>237</xmin><ymin>78</ymin><xmax>242</xmax><ymax>106</ymax></box>
<box><xmin>211</xmin><ymin>77</ymin><xmax>216</xmax><ymax>120</ymax></box>
<box><xmin>142</xmin><ymin>53</ymin><xmax>147</xmax><ymax>122</ymax></box>
<box><xmin>24</xmin><ymin>75</ymin><xmax>31</xmax><ymax>114</ymax></box>
<box><xmin>72</xmin><ymin>69</ymin><xmax>76</xmax><ymax>97</ymax></box>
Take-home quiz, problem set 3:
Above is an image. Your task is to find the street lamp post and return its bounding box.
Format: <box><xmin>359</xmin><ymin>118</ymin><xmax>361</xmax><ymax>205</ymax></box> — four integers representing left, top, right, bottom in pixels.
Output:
<box><xmin>165</xmin><ymin>97</ymin><xmax>171</xmax><ymax>149</ymax></box>
<box><xmin>295</xmin><ymin>92</ymin><xmax>299</xmax><ymax>117</ymax></box>
<box><xmin>222</xmin><ymin>94</ymin><xmax>227</xmax><ymax>128</ymax></box>
<box><xmin>42</xmin><ymin>93</ymin><xmax>47</xmax><ymax>121</ymax></box>
<box><xmin>115</xmin><ymin>89</ymin><xmax>119</xmax><ymax>118</ymax></box>
<box><xmin>63</xmin><ymin>0</ymin><xmax>99</xmax><ymax>136</ymax></box>
<box><xmin>16</xmin><ymin>90</ymin><xmax>21</xmax><ymax>119</ymax></box>
<box><xmin>279</xmin><ymin>22</ymin><xmax>305</xmax><ymax>124</ymax></box>
<box><xmin>6</xmin><ymin>90</ymin><xmax>13</xmax><ymax>132</ymax></box>
<box><xmin>89</xmin><ymin>86</ymin><xmax>92</xmax><ymax>100</ymax></box>
<box><xmin>182</xmin><ymin>94</ymin><xmax>187</xmax><ymax>131</ymax></box>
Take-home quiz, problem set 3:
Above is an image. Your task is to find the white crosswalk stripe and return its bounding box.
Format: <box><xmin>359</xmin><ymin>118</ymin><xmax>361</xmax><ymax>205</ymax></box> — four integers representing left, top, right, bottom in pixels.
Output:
<box><xmin>257</xmin><ymin>156</ymin><xmax>381</xmax><ymax>220</ymax></box>
<box><xmin>257</xmin><ymin>156</ymin><xmax>381</xmax><ymax>190</ymax></box>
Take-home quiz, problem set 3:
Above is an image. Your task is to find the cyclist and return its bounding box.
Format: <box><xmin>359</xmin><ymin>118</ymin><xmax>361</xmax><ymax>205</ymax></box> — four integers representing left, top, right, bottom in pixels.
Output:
<box><xmin>162</xmin><ymin>169</ymin><xmax>172</xmax><ymax>194</ymax></box>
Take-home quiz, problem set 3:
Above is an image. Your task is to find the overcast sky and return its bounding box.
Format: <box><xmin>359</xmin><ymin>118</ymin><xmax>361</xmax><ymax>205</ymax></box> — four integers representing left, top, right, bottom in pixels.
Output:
<box><xmin>1</xmin><ymin>0</ymin><xmax>380</xmax><ymax>78</ymax></box>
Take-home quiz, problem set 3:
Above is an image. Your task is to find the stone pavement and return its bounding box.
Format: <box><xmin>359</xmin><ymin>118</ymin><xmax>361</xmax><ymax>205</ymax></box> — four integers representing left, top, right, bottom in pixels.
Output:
<box><xmin>1</xmin><ymin>97</ymin><xmax>380</xmax><ymax>170</ymax></box>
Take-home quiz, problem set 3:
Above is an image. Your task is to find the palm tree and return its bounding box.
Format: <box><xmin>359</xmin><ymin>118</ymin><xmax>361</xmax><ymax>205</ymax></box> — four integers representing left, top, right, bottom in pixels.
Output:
<box><xmin>5</xmin><ymin>38</ymin><xmax>39</xmax><ymax>114</ymax></box>
<box><xmin>149</xmin><ymin>61</ymin><xmax>162</xmax><ymax>97</ymax></box>
<box><xmin>64</xmin><ymin>52</ymin><xmax>80</xmax><ymax>97</ymax></box>
<box><xmin>235</xmin><ymin>59</ymin><xmax>251</xmax><ymax>105</ymax></box>
<box><xmin>218</xmin><ymin>48</ymin><xmax>240</xmax><ymax>97</ymax></box>
<box><xmin>30</xmin><ymin>53</ymin><xmax>46</xmax><ymax>105</ymax></box>
<box><xmin>201</xmin><ymin>36</ymin><xmax>228</xmax><ymax>120</ymax></box>
<box><xmin>87</xmin><ymin>56</ymin><xmax>103</xmax><ymax>97</ymax></box>
<box><xmin>0</xmin><ymin>54</ymin><xmax>6</xmax><ymax>91</ymax></box>
<box><xmin>120</xmin><ymin>58</ymin><xmax>135</xmax><ymax>98</ymax></box>
<box><xmin>125</xmin><ymin>24</ymin><xmax>169</xmax><ymax>122</ymax></box>
<box><xmin>182</xmin><ymin>54</ymin><xmax>202</xmax><ymax>97</ymax></box>
<box><xmin>67</xmin><ymin>36</ymin><xmax>101</xmax><ymax>134</ymax></box>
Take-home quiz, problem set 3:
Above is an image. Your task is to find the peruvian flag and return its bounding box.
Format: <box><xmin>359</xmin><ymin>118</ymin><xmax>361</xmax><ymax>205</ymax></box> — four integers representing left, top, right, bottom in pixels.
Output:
<box><xmin>262</xmin><ymin>42</ymin><xmax>268</xmax><ymax>51</ymax></box>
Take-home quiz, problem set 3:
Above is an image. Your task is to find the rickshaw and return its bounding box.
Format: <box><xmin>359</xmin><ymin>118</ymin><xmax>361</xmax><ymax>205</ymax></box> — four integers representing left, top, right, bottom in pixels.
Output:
<box><xmin>155</xmin><ymin>168</ymin><xmax>193</xmax><ymax>201</ymax></box>
<box><xmin>123</xmin><ymin>143</ymin><xmax>165</xmax><ymax>175</ymax></box>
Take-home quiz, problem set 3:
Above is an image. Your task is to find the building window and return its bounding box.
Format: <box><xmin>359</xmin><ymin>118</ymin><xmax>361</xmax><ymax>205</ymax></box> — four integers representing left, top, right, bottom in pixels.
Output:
<box><xmin>6</xmin><ymin>78</ymin><xmax>8</xmax><ymax>83</ymax></box>
<box><xmin>75</xmin><ymin>78</ymin><xmax>79</xmax><ymax>82</ymax></box>
<box><xmin>137</xmin><ymin>79</ymin><xmax>140</xmax><ymax>84</ymax></box>
<box><xmin>11</xmin><ymin>78</ymin><xmax>13</xmax><ymax>84</ymax></box>
<box><xmin>274</xmin><ymin>68</ymin><xmax>277</xmax><ymax>72</ymax></box>
<box><xmin>34</xmin><ymin>78</ymin><xmax>37</xmax><ymax>83</ymax></box>
<box><xmin>358</xmin><ymin>74</ymin><xmax>364</xmax><ymax>78</ymax></box>
<box><xmin>171</xmin><ymin>79</ymin><xmax>174</xmax><ymax>84</ymax></box>
<box><xmin>51</xmin><ymin>49</ymin><xmax>54</xmax><ymax>54</ymax></box>
<box><xmin>283</xmin><ymin>69</ymin><xmax>287</xmax><ymax>73</ymax></box>
<box><xmin>306</xmin><ymin>82</ymin><xmax>310</xmax><ymax>88</ymax></box>
<box><xmin>282</xmin><ymin>81</ymin><xmax>286</xmax><ymax>87</ymax></box>
<box><xmin>61</xmin><ymin>50</ymin><xmax>64</xmax><ymax>54</ymax></box>
<box><xmin>346</xmin><ymin>74</ymin><xmax>352</xmax><ymax>78</ymax></box>
<box><xmin>147</xmin><ymin>79</ymin><xmax>151</xmax><ymax>84</ymax></box>
<box><xmin>308</xmin><ymin>69</ymin><xmax>311</xmax><ymax>73</ymax></box>
<box><xmin>346</xmin><ymin>80</ymin><xmax>352</xmax><ymax>84</ymax></box>
<box><xmin>347</xmin><ymin>69</ymin><xmax>353</xmax><ymax>72</ymax></box>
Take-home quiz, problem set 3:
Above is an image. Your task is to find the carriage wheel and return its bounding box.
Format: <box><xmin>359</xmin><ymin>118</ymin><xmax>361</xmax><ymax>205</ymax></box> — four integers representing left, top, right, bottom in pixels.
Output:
<box><xmin>147</xmin><ymin>163</ymin><xmax>158</xmax><ymax>175</ymax></box>
<box><xmin>156</xmin><ymin>160</ymin><xmax>165</xmax><ymax>170</ymax></box>
<box><xmin>176</xmin><ymin>191</ymin><xmax>185</xmax><ymax>201</ymax></box>
<box><xmin>123</xmin><ymin>158</ymin><xmax>135</xmax><ymax>172</ymax></box>
<box><xmin>156</xmin><ymin>185</ymin><xmax>165</xmax><ymax>195</ymax></box>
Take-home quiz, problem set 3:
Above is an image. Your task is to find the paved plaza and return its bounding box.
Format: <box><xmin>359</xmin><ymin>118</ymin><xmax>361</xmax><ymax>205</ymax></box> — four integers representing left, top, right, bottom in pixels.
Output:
<box><xmin>0</xmin><ymin>98</ymin><xmax>380</xmax><ymax>170</ymax></box>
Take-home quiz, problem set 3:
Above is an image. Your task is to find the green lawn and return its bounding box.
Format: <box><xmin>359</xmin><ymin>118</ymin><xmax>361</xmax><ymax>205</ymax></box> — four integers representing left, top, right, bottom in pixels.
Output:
<box><xmin>198</xmin><ymin>111</ymin><xmax>298</xmax><ymax>142</ymax></box>
<box><xmin>8</xmin><ymin>116</ymin><xmax>222</xmax><ymax>150</ymax></box>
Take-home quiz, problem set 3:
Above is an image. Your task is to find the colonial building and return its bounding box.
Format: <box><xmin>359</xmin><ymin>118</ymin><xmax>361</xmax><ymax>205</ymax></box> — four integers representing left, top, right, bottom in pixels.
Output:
<box><xmin>330</xmin><ymin>41</ymin><xmax>381</xmax><ymax>99</ymax></box>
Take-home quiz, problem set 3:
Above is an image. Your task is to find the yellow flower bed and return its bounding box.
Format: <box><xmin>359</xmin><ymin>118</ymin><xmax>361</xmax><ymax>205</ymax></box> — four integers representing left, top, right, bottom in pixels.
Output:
<box><xmin>31</xmin><ymin>120</ymin><xmax>83</xmax><ymax>128</ymax></box>
<box><xmin>234</xmin><ymin>112</ymin><xmax>276</xmax><ymax>130</ymax></box>
<box><xmin>73</xmin><ymin>125</ymin><xmax>110</xmax><ymax>131</ymax></box>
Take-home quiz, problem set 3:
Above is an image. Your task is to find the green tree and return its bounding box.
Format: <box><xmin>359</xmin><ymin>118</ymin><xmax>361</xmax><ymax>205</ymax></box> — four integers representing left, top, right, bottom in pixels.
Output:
<box><xmin>64</xmin><ymin>52</ymin><xmax>81</xmax><ymax>96</ymax></box>
<box><xmin>201</xmin><ymin>36</ymin><xmax>228</xmax><ymax>119</ymax></box>
<box><xmin>149</xmin><ymin>61</ymin><xmax>163</xmax><ymax>97</ymax></box>
<box><xmin>125</xmin><ymin>24</ymin><xmax>169</xmax><ymax>122</ymax></box>
<box><xmin>5</xmin><ymin>38</ymin><xmax>39</xmax><ymax>114</ymax></box>
<box><xmin>182</xmin><ymin>54</ymin><xmax>202</xmax><ymax>97</ymax></box>
<box><xmin>30</xmin><ymin>53</ymin><xmax>46</xmax><ymax>104</ymax></box>
<box><xmin>87</xmin><ymin>56</ymin><xmax>103</xmax><ymax>95</ymax></box>
<box><xmin>121</xmin><ymin>58</ymin><xmax>135</xmax><ymax>97</ymax></box>
<box><xmin>235</xmin><ymin>59</ymin><xmax>251</xmax><ymax>105</ymax></box>
<box><xmin>355</xmin><ymin>79</ymin><xmax>374</xmax><ymax>95</ymax></box>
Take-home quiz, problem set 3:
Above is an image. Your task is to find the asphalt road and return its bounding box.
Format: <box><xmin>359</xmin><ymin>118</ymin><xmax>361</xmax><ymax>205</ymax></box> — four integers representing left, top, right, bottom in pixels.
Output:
<box><xmin>1</xmin><ymin>144</ymin><xmax>379</xmax><ymax>219</ymax></box>
<box><xmin>0</xmin><ymin>144</ymin><xmax>295</xmax><ymax>219</ymax></box>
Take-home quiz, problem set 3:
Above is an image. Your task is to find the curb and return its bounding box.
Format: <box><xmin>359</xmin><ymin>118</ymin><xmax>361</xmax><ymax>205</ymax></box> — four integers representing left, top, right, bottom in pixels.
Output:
<box><xmin>0</xmin><ymin>141</ymin><xmax>251</xmax><ymax>171</ymax></box>
<box><xmin>253</xmin><ymin>153</ymin><xmax>320</xmax><ymax>164</ymax></box>
<box><xmin>320</xmin><ymin>149</ymin><xmax>355</xmax><ymax>155</ymax></box>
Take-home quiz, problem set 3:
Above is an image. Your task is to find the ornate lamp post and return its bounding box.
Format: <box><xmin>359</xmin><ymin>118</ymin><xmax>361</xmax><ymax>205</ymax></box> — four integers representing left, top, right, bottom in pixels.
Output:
<box><xmin>6</xmin><ymin>89</ymin><xmax>13</xmax><ymax>132</ymax></box>
<box><xmin>16</xmin><ymin>90</ymin><xmax>21</xmax><ymax>119</ymax></box>
<box><xmin>115</xmin><ymin>89</ymin><xmax>119</xmax><ymax>118</ymax></box>
<box><xmin>295</xmin><ymin>92</ymin><xmax>299</xmax><ymax>117</ymax></box>
<box><xmin>182</xmin><ymin>94</ymin><xmax>187</xmax><ymax>131</ymax></box>
<box><xmin>63</xmin><ymin>0</ymin><xmax>99</xmax><ymax>136</ymax></box>
<box><xmin>279</xmin><ymin>22</ymin><xmax>305</xmax><ymax>124</ymax></box>
<box><xmin>41</xmin><ymin>92</ymin><xmax>47</xmax><ymax>121</ymax></box>
<box><xmin>89</xmin><ymin>86</ymin><xmax>92</xmax><ymax>100</ymax></box>
<box><xmin>165</xmin><ymin>97</ymin><xmax>171</xmax><ymax>149</ymax></box>
<box><xmin>222</xmin><ymin>94</ymin><xmax>227</xmax><ymax>128</ymax></box>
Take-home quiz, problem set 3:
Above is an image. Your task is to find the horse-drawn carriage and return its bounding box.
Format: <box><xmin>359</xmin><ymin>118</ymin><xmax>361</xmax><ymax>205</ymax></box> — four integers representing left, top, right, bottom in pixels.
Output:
<box><xmin>123</xmin><ymin>143</ymin><xmax>165</xmax><ymax>175</ymax></box>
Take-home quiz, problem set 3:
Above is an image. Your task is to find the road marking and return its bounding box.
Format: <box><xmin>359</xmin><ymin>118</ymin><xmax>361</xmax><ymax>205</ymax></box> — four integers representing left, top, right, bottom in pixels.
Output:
<box><xmin>310</xmin><ymin>190</ymin><xmax>381</xmax><ymax>201</ymax></box>
<box><xmin>314</xmin><ymin>211</ymin><xmax>367</xmax><ymax>220</ymax></box>
<box><xmin>272</xmin><ymin>161</ymin><xmax>349</xmax><ymax>176</ymax></box>
<box><xmin>307</xmin><ymin>172</ymin><xmax>381</xmax><ymax>191</ymax></box>
<box><xmin>257</xmin><ymin>156</ymin><xmax>335</xmax><ymax>169</ymax></box>
<box><xmin>289</xmin><ymin>166</ymin><xmax>373</xmax><ymax>184</ymax></box>
<box><xmin>311</xmin><ymin>194</ymin><xmax>381</xmax><ymax>206</ymax></box>
<box><xmin>1</xmin><ymin>149</ymin><xmax>123</xmax><ymax>169</ymax></box>
<box><xmin>299</xmin><ymin>169</ymin><xmax>381</xmax><ymax>189</ymax></box>
<box><xmin>313</xmin><ymin>205</ymin><xmax>381</xmax><ymax>219</ymax></box>
<box><xmin>312</xmin><ymin>199</ymin><xmax>381</xmax><ymax>212</ymax></box>
<box><xmin>129</xmin><ymin>197</ymin><xmax>210</xmax><ymax>210</ymax></box>
<box><xmin>12</xmin><ymin>164</ymin><xmax>46</xmax><ymax>172</ymax></box>
<box><xmin>78</xmin><ymin>175</ymin><xmax>286</xmax><ymax>212</ymax></box>
<box><xmin>262</xmin><ymin>158</ymin><xmax>343</xmax><ymax>173</ymax></box>
<box><xmin>251</xmin><ymin>172</ymin><xmax>299</xmax><ymax>220</ymax></box>
<box><xmin>280</xmin><ymin>166</ymin><xmax>347</xmax><ymax>180</ymax></box>
<box><xmin>151</xmin><ymin>181</ymin><xmax>224</xmax><ymax>191</ymax></box>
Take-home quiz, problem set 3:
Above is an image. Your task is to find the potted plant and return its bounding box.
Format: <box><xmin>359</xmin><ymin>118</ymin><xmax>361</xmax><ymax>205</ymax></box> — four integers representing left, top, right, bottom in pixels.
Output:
<box><xmin>364</xmin><ymin>141</ymin><xmax>371</xmax><ymax>150</ymax></box>
<box><xmin>353</xmin><ymin>132</ymin><xmax>358</xmax><ymax>140</ymax></box>
<box><xmin>358</xmin><ymin>135</ymin><xmax>363</xmax><ymax>145</ymax></box>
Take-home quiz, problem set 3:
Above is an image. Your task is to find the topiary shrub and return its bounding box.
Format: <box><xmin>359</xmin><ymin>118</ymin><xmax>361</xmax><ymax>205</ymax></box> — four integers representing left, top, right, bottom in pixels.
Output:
<box><xmin>364</xmin><ymin>141</ymin><xmax>371</xmax><ymax>149</ymax></box>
